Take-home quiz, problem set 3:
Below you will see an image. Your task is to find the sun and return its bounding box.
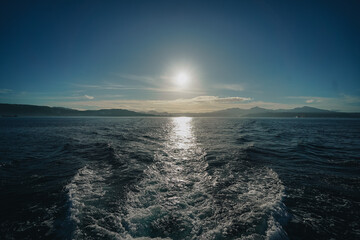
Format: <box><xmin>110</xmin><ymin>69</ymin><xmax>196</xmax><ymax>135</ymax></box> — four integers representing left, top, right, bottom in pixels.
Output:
<box><xmin>175</xmin><ymin>71</ymin><xmax>190</xmax><ymax>88</ymax></box>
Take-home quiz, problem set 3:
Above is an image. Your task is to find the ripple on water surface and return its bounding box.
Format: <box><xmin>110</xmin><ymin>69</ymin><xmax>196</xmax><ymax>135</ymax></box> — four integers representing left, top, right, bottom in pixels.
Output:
<box><xmin>65</xmin><ymin>118</ymin><xmax>289</xmax><ymax>240</ymax></box>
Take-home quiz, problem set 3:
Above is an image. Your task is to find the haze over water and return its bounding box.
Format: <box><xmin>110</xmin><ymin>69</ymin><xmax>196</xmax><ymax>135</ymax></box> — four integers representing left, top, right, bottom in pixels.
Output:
<box><xmin>1</xmin><ymin>117</ymin><xmax>359</xmax><ymax>239</ymax></box>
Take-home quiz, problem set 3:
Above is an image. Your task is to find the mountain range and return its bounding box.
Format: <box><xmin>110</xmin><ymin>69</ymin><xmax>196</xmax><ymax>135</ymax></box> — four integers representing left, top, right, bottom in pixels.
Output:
<box><xmin>1</xmin><ymin>103</ymin><xmax>359</xmax><ymax>118</ymax></box>
<box><xmin>168</xmin><ymin>106</ymin><xmax>360</xmax><ymax>118</ymax></box>
<box><xmin>0</xmin><ymin>103</ymin><xmax>151</xmax><ymax>117</ymax></box>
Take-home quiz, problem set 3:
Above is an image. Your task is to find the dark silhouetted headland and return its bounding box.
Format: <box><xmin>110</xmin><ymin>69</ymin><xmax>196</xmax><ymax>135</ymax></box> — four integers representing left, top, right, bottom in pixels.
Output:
<box><xmin>0</xmin><ymin>103</ymin><xmax>153</xmax><ymax>117</ymax></box>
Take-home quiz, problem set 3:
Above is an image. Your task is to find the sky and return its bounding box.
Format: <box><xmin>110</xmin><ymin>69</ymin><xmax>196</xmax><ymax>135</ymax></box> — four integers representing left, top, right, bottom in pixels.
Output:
<box><xmin>0</xmin><ymin>0</ymin><xmax>360</xmax><ymax>113</ymax></box>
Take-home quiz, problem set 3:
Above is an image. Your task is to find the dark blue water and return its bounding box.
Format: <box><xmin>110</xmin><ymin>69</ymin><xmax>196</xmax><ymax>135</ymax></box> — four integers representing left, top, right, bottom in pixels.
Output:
<box><xmin>0</xmin><ymin>117</ymin><xmax>359</xmax><ymax>240</ymax></box>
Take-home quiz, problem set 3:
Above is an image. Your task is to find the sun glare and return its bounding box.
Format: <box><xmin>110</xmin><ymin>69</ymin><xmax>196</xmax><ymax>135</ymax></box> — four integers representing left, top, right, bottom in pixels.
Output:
<box><xmin>175</xmin><ymin>71</ymin><xmax>190</xmax><ymax>88</ymax></box>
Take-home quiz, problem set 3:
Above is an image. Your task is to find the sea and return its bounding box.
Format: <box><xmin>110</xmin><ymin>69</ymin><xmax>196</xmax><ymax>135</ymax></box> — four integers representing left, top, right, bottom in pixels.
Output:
<box><xmin>0</xmin><ymin>117</ymin><xmax>359</xmax><ymax>240</ymax></box>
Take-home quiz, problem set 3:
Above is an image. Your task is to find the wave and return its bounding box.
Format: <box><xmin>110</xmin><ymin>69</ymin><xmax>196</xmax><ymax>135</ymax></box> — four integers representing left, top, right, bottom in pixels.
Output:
<box><xmin>65</xmin><ymin>164</ymin><xmax>119</xmax><ymax>239</ymax></box>
<box><xmin>120</xmin><ymin>143</ymin><xmax>289</xmax><ymax>239</ymax></box>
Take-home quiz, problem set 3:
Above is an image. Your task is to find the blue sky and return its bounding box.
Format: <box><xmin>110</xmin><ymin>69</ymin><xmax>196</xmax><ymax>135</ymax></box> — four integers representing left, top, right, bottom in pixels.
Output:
<box><xmin>0</xmin><ymin>0</ymin><xmax>360</xmax><ymax>112</ymax></box>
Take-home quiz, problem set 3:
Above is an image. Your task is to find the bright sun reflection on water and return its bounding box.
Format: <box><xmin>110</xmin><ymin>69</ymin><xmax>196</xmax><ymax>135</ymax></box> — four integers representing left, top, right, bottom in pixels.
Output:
<box><xmin>171</xmin><ymin>117</ymin><xmax>194</xmax><ymax>149</ymax></box>
<box><xmin>123</xmin><ymin>116</ymin><xmax>215</xmax><ymax>238</ymax></box>
<box><xmin>121</xmin><ymin>118</ymin><xmax>287</xmax><ymax>239</ymax></box>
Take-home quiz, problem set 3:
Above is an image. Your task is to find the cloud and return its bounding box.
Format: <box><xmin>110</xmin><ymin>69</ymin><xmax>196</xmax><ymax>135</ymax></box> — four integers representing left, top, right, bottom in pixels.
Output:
<box><xmin>0</xmin><ymin>89</ymin><xmax>12</xmax><ymax>94</ymax></box>
<box><xmin>47</xmin><ymin>94</ymin><xmax>359</xmax><ymax>113</ymax></box>
<box><xmin>186</xmin><ymin>96</ymin><xmax>251</xmax><ymax>102</ymax></box>
<box><xmin>215</xmin><ymin>84</ymin><xmax>244</xmax><ymax>91</ymax></box>
<box><xmin>74</xmin><ymin>72</ymin><xmax>210</xmax><ymax>97</ymax></box>
<box><xmin>74</xmin><ymin>82</ymin><xmax>205</xmax><ymax>95</ymax></box>
<box><xmin>286</xmin><ymin>95</ymin><xmax>360</xmax><ymax>112</ymax></box>
<box><xmin>115</xmin><ymin>73</ymin><xmax>158</xmax><ymax>86</ymax></box>
<box><xmin>342</xmin><ymin>94</ymin><xmax>360</xmax><ymax>104</ymax></box>
<box><xmin>73</xmin><ymin>83</ymin><xmax>126</xmax><ymax>90</ymax></box>
<box><xmin>84</xmin><ymin>95</ymin><xmax>94</xmax><ymax>100</ymax></box>
<box><xmin>53</xmin><ymin>95</ymin><xmax>256</xmax><ymax>113</ymax></box>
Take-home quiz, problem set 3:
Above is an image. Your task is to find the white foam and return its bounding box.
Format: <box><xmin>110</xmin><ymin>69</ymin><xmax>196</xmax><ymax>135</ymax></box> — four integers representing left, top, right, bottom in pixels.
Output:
<box><xmin>65</xmin><ymin>164</ymin><xmax>124</xmax><ymax>238</ymax></box>
<box><xmin>65</xmin><ymin>118</ymin><xmax>290</xmax><ymax>239</ymax></box>
<box><xmin>121</xmin><ymin>118</ymin><xmax>289</xmax><ymax>239</ymax></box>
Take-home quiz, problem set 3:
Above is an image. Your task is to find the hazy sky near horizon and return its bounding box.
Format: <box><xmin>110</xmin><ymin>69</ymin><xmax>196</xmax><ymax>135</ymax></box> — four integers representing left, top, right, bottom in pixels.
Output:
<box><xmin>1</xmin><ymin>0</ymin><xmax>360</xmax><ymax>112</ymax></box>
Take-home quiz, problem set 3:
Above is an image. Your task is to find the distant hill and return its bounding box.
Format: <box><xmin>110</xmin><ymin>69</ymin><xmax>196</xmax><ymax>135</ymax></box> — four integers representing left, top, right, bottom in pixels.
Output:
<box><xmin>1</xmin><ymin>103</ymin><xmax>359</xmax><ymax>118</ymax></box>
<box><xmin>145</xmin><ymin>110</ymin><xmax>170</xmax><ymax>116</ymax></box>
<box><xmin>200</xmin><ymin>106</ymin><xmax>360</xmax><ymax>118</ymax></box>
<box><xmin>245</xmin><ymin>111</ymin><xmax>360</xmax><ymax>118</ymax></box>
<box><xmin>182</xmin><ymin>106</ymin><xmax>360</xmax><ymax>118</ymax></box>
<box><xmin>0</xmin><ymin>103</ymin><xmax>153</xmax><ymax>117</ymax></box>
<box><xmin>200</xmin><ymin>107</ymin><xmax>270</xmax><ymax>117</ymax></box>
<box><xmin>276</xmin><ymin>106</ymin><xmax>331</xmax><ymax>113</ymax></box>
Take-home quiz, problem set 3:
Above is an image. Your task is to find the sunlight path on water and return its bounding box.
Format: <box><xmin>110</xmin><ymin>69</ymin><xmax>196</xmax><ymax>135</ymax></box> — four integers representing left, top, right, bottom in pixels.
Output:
<box><xmin>121</xmin><ymin>118</ymin><xmax>288</xmax><ymax>240</ymax></box>
<box><xmin>63</xmin><ymin>118</ymin><xmax>288</xmax><ymax>240</ymax></box>
<box><xmin>123</xmin><ymin>117</ymin><xmax>214</xmax><ymax>239</ymax></box>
